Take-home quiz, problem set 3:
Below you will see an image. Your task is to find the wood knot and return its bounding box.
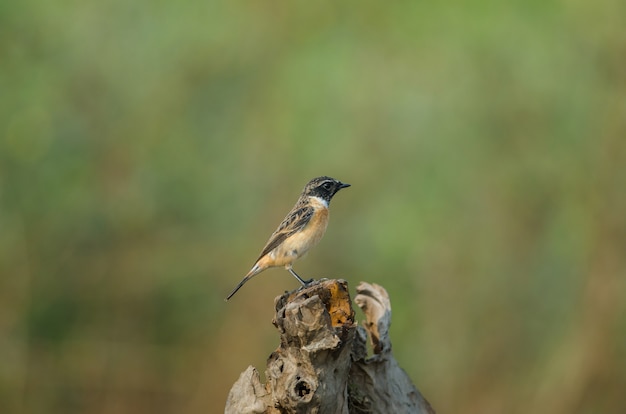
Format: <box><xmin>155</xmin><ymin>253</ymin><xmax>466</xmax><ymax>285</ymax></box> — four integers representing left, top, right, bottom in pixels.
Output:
<box><xmin>294</xmin><ymin>379</ymin><xmax>312</xmax><ymax>397</ymax></box>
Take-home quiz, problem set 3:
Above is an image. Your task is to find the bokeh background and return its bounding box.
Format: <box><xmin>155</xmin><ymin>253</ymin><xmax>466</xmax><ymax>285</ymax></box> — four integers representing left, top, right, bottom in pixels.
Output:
<box><xmin>2</xmin><ymin>1</ymin><xmax>625</xmax><ymax>413</ymax></box>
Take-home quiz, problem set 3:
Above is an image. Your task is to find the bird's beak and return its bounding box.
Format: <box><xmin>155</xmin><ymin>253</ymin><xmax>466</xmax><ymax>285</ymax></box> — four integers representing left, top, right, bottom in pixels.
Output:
<box><xmin>339</xmin><ymin>182</ymin><xmax>351</xmax><ymax>189</ymax></box>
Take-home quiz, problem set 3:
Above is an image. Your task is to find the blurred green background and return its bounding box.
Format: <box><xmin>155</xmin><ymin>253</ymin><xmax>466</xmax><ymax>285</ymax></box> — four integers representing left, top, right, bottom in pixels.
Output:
<box><xmin>2</xmin><ymin>1</ymin><xmax>625</xmax><ymax>413</ymax></box>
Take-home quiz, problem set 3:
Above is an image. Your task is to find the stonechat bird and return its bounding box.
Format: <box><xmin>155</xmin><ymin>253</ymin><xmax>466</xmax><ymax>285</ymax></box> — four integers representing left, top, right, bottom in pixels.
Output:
<box><xmin>225</xmin><ymin>176</ymin><xmax>350</xmax><ymax>301</ymax></box>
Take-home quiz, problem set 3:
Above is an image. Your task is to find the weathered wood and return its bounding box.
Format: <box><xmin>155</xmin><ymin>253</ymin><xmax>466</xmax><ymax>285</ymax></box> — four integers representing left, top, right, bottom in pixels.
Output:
<box><xmin>349</xmin><ymin>282</ymin><xmax>435</xmax><ymax>414</ymax></box>
<box><xmin>224</xmin><ymin>279</ymin><xmax>435</xmax><ymax>414</ymax></box>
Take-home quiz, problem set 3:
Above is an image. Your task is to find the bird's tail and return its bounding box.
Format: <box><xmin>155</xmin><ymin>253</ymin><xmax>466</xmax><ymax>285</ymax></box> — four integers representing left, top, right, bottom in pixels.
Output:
<box><xmin>224</xmin><ymin>264</ymin><xmax>262</xmax><ymax>301</ymax></box>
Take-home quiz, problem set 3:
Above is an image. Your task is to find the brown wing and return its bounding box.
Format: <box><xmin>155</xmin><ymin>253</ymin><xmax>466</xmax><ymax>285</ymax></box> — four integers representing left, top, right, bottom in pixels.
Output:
<box><xmin>255</xmin><ymin>205</ymin><xmax>314</xmax><ymax>262</ymax></box>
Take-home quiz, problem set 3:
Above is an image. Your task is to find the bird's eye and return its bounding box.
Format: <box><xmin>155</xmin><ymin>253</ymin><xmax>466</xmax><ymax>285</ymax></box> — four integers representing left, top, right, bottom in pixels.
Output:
<box><xmin>322</xmin><ymin>182</ymin><xmax>333</xmax><ymax>190</ymax></box>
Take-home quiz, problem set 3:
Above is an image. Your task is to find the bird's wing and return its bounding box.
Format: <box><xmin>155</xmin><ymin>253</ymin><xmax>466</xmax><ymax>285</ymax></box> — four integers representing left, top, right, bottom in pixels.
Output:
<box><xmin>255</xmin><ymin>205</ymin><xmax>314</xmax><ymax>261</ymax></box>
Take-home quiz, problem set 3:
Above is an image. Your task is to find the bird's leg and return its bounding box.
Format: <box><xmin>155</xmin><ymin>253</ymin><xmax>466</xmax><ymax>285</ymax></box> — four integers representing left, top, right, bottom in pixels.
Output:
<box><xmin>288</xmin><ymin>267</ymin><xmax>313</xmax><ymax>285</ymax></box>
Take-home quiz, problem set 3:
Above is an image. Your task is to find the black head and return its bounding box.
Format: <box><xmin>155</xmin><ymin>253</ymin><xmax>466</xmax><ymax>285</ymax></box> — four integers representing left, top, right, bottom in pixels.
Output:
<box><xmin>302</xmin><ymin>176</ymin><xmax>350</xmax><ymax>203</ymax></box>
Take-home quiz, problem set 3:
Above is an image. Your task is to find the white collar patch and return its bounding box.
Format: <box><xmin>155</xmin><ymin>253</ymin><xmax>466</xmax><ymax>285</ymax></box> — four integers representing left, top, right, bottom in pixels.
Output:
<box><xmin>310</xmin><ymin>196</ymin><xmax>329</xmax><ymax>208</ymax></box>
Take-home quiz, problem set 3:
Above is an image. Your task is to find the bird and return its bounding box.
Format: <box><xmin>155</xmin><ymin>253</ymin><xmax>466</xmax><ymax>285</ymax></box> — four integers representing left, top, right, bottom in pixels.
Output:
<box><xmin>225</xmin><ymin>176</ymin><xmax>350</xmax><ymax>301</ymax></box>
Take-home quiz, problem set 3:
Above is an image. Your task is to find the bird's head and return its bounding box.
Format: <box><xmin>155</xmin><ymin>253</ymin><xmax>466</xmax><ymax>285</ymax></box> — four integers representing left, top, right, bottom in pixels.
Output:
<box><xmin>303</xmin><ymin>176</ymin><xmax>350</xmax><ymax>204</ymax></box>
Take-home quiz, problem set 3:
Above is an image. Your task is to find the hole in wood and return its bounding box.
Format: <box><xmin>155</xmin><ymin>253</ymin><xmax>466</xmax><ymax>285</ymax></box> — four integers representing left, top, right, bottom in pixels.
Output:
<box><xmin>294</xmin><ymin>380</ymin><xmax>311</xmax><ymax>397</ymax></box>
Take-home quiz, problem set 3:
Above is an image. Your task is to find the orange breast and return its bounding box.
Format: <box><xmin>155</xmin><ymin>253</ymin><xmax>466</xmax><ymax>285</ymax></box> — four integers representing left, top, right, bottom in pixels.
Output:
<box><xmin>271</xmin><ymin>205</ymin><xmax>329</xmax><ymax>267</ymax></box>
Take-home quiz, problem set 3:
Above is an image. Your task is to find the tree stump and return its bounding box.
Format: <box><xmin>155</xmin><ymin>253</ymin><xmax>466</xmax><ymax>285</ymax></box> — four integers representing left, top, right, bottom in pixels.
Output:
<box><xmin>225</xmin><ymin>279</ymin><xmax>435</xmax><ymax>414</ymax></box>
